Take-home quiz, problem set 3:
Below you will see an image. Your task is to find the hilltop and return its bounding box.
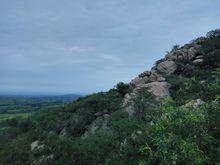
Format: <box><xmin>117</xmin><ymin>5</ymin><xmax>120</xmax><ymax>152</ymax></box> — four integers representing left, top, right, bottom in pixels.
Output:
<box><xmin>0</xmin><ymin>29</ymin><xmax>220</xmax><ymax>165</ymax></box>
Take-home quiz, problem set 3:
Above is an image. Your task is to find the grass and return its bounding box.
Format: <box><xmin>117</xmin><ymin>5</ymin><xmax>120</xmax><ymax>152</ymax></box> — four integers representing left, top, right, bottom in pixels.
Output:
<box><xmin>0</xmin><ymin>95</ymin><xmax>80</xmax><ymax>121</ymax></box>
<box><xmin>0</xmin><ymin>113</ymin><xmax>31</xmax><ymax>121</ymax></box>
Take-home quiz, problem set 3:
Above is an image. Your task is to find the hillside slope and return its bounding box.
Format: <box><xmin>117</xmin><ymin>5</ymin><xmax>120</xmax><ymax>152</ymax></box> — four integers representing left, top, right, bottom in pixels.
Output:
<box><xmin>0</xmin><ymin>29</ymin><xmax>220</xmax><ymax>165</ymax></box>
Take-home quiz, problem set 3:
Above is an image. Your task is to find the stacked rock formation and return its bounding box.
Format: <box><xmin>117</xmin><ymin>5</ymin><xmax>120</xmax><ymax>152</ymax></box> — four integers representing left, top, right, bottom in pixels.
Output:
<box><xmin>123</xmin><ymin>35</ymin><xmax>208</xmax><ymax>115</ymax></box>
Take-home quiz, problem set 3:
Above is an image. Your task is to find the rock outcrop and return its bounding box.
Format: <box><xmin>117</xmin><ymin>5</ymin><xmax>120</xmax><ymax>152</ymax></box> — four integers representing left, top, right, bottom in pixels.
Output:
<box><xmin>140</xmin><ymin>82</ymin><xmax>171</xmax><ymax>98</ymax></box>
<box><xmin>30</xmin><ymin>140</ymin><xmax>54</xmax><ymax>164</ymax></box>
<box><xmin>31</xmin><ymin>140</ymin><xmax>44</xmax><ymax>151</ymax></box>
<box><xmin>184</xmin><ymin>99</ymin><xmax>205</xmax><ymax>109</ymax></box>
<box><xmin>122</xmin><ymin>30</ymin><xmax>217</xmax><ymax>115</ymax></box>
<box><xmin>156</xmin><ymin>60</ymin><xmax>177</xmax><ymax>75</ymax></box>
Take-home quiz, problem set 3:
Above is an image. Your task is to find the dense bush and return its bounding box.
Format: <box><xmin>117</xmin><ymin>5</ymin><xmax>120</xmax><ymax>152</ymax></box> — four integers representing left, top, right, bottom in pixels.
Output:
<box><xmin>138</xmin><ymin>69</ymin><xmax>220</xmax><ymax>164</ymax></box>
<box><xmin>116</xmin><ymin>82</ymin><xmax>131</xmax><ymax>97</ymax></box>
<box><xmin>0</xmin><ymin>134</ymin><xmax>31</xmax><ymax>165</ymax></box>
<box><xmin>167</xmin><ymin>75</ymin><xmax>207</xmax><ymax>105</ymax></box>
<box><xmin>139</xmin><ymin>101</ymin><xmax>210</xmax><ymax>164</ymax></box>
<box><xmin>201</xmin><ymin>34</ymin><xmax>220</xmax><ymax>68</ymax></box>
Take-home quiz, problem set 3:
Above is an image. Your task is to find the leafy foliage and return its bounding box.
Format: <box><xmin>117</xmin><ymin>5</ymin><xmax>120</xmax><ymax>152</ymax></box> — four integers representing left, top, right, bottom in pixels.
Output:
<box><xmin>133</xmin><ymin>88</ymin><xmax>157</xmax><ymax>118</ymax></box>
<box><xmin>139</xmin><ymin>101</ymin><xmax>212</xmax><ymax>164</ymax></box>
<box><xmin>116</xmin><ymin>82</ymin><xmax>131</xmax><ymax>97</ymax></box>
<box><xmin>201</xmin><ymin>34</ymin><xmax>220</xmax><ymax>68</ymax></box>
<box><xmin>167</xmin><ymin>75</ymin><xmax>207</xmax><ymax>105</ymax></box>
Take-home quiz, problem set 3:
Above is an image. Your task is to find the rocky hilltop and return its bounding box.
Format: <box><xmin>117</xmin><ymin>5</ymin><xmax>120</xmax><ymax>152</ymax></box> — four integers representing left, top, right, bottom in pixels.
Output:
<box><xmin>123</xmin><ymin>29</ymin><xmax>220</xmax><ymax>115</ymax></box>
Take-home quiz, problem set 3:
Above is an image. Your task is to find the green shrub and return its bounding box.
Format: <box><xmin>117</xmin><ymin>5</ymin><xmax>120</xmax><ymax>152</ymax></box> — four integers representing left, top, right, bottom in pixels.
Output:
<box><xmin>133</xmin><ymin>88</ymin><xmax>157</xmax><ymax>118</ymax></box>
<box><xmin>116</xmin><ymin>82</ymin><xmax>131</xmax><ymax>97</ymax></box>
<box><xmin>200</xmin><ymin>34</ymin><xmax>220</xmax><ymax>68</ymax></box>
<box><xmin>167</xmin><ymin>75</ymin><xmax>207</xmax><ymax>105</ymax></box>
<box><xmin>139</xmin><ymin>101</ymin><xmax>213</xmax><ymax>164</ymax></box>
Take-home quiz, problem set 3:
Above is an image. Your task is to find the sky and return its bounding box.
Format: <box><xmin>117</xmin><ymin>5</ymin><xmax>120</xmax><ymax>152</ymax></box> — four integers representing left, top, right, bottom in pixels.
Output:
<box><xmin>0</xmin><ymin>0</ymin><xmax>220</xmax><ymax>95</ymax></box>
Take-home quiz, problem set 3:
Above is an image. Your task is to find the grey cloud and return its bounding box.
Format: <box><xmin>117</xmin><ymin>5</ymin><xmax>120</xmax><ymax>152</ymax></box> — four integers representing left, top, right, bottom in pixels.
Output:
<box><xmin>0</xmin><ymin>0</ymin><xmax>220</xmax><ymax>94</ymax></box>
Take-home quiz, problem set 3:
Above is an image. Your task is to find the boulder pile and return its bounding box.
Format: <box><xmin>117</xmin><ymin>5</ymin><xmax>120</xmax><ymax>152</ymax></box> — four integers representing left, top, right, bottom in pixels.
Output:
<box><xmin>123</xmin><ymin>33</ymin><xmax>209</xmax><ymax>115</ymax></box>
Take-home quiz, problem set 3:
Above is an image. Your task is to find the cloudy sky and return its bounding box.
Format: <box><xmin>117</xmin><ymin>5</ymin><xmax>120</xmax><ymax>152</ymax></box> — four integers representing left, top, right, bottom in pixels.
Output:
<box><xmin>0</xmin><ymin>0</ymin><xmax>220</xmax><ymax>95</ymax></box>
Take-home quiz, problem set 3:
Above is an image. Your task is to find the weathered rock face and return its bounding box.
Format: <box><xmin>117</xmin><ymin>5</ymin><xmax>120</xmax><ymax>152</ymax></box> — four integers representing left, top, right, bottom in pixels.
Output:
<box><xmin>137</xmin><ymin>82</ymin><xmax>171</xmax><ymax>99</ymax></box>
<box><xmin>130</xmin><ymin>77</ymin><xmax>148</xmax><ymax>87</ymax></box>
<box><xmin>193</xmin><ymin>55</ymin><xmax>204</xmax><ymax>64</ymax></box>
<box><xmin>185</xmin><ymin>99</ymin><xmax>205</xmax><ymax>109</ymax></box>
<box><xmin>125</xmin><ymin>63</ymin><xmax>172</xmax><ymax>115</ymax></box>
<box><xmin>123</xmin><ymin>81</ymin><xmax>171</xmax><ymax>115</ymax></box>
<box><xmin>138</xmin><ymin>71</ymin><xmax>151</xmax><ymax>78</ymax></box>
<box><xmin>156</xmin><ymin>60</ymin><xmax>177</xmax><ymax>75</ymax></box>
<box><xmin>30</xmin><ymin>140</ymin><xmax>54</xmax><ymax>165</ymax></box>
<box><xmin>122</xmin><ymin>30</ymin><xmax>210</xmax><ymax>115</ymax></box>
<box><xmin>193</xmin><ymin>58</ymin><xmax>203</xmax><ymax>64</ymax></box>
<box><xmin>31</xmin><ymin>140</ymin><xmax>44</xmax><ymax>151</ymax></box>
<box><xmin>130</xmin><ymin>71</ymin><xmax>166</xmax><ymax>87</ymax></box>
<box><xmin>31</xmin><ymin>141</ymin><xmax>40</xmax><ymax>151</ymax></box>
<box><xmin>164</xmin><ymin>40</ymin><xmax>203</xmax><ymax>62</ymax></box>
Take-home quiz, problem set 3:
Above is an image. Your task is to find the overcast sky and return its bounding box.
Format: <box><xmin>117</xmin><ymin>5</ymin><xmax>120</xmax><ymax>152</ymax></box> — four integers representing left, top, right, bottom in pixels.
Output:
<box><xmin>0</xmin><ymin>0</ymin><xmax>220</xmax><ymax>95</ymax></box>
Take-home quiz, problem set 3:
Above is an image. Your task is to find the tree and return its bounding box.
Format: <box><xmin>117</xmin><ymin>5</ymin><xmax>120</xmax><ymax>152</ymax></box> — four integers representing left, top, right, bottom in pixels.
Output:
<box><xmin>116</xmin><ymin>82</ymin><xmax>131</xmax><ymax>97</ymax></box>
<box><xmin>133</xmin><ymin>88</ymin><xmax>156</xmax><ymax>118</ymax></box>
<box><xmin>172</xmin><ymin>44</ymin><xmax>180</xmax><ymax>51</ymax></box>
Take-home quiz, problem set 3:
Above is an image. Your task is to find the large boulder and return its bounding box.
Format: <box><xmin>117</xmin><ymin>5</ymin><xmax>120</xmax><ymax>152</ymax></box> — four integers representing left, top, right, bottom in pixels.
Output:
<box><xmin>156</xmin><ymin>60</ymin><xmax>177</xmax><ymax>75</ymax></box>
<box><xmin>165</xmin><ymin>52</ymin><xmax>178</xmax><ymax>60</ymax></box>
<box><xmin>141</xmin><ymin>82</ymin><xmax>171</xmax><ymax>99</ymax></box>
<box><xmin>193</xmin><ymin>58</ymin><xmax>203</xmax><ymax>64</ymax></box>
<box><xmin>148</xmin><ymin>72</ymin><xmax>166</xmax><ymax>82</ymax></box>
<box><xmin>123</xmin><ymin>93</ymin><xmax>136</xmax><ymax>115</ymax></box>
<box><xmin>130</xmin><ymin>77</ymin><xmax>148</xmax><ymax>86</ymax></box>
<box><xmin>187</xmin><ymin>47</ymin><xmax>197</xmax><ymax>60</ymax></box>
<box><xmin>130</xmin><ymin>71</ymin><xmax>166</xmax><ymax>87</ymax></box>
<box><xmin>138</xmin><ymin>71</ymin><xmax>151</xmax><ymax>78</ymax></box>
<box><xmin>193</xmin><ymin>55</ymin><xmax>203</xmax><ymax>64</ymax></box>
<box><xmin>134</xmin><ymin>81</ymin><xmax>171</xmax><ymax>99</ymax></box>
<box><xmin>123</xmin><ymin>81</ymin><xmax>171</xmax><ymax>115</ymax></box>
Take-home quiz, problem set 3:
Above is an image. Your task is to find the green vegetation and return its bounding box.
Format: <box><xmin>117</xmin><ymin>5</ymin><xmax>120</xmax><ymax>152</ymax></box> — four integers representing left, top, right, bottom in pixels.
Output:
<box><xmin>133</xmin><ymin>88</ymin><xmax>157</xmax><ymax>118</ymax></box>
<box><xmin>0</xmin><ymin>95</ymin><xmax>80</xmax><ymax>121</ymax></box>
<box><xmin>139</xmin><ymin>98</ymin><xmax>220</xmax><ymax>164</ymax></box>
<box><xmin>116</xmin><ymin>82</ymin><xmax>132</xmax><ymax>97</ymax></box>
<box><xmin>0</xmin><ymin>113</ymin><xmax>31</xmax><ymax>121</ymax></box>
